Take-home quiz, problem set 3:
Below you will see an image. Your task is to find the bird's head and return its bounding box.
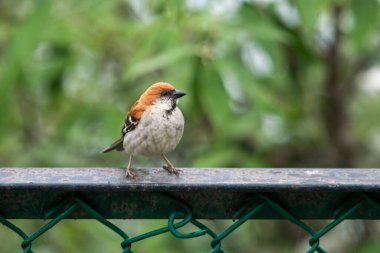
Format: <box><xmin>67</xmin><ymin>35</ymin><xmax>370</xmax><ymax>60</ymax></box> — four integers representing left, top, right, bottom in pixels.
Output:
<box><xmin>140</xmin><ymin>82</ymin><xmax>186</xmax><ymax>111</ymax></box>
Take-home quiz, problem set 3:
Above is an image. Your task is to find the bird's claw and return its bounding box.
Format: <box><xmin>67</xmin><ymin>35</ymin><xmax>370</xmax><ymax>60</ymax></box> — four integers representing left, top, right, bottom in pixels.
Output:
<box><xmin>163</xmin><ymin>165</ymin><xmax>181</xmax><ymax>176</ymax></box>
<box><xmin>126</xmin><ymin>168</ymin><xmax>135</xmax><ymax>178</ymax></box>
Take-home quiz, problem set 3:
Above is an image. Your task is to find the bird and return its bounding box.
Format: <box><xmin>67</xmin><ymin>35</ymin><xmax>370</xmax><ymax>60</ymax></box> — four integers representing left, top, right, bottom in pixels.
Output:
<box><xmin>101</xmin><ymin>82</ymin><xmax>186</xmax><ymax>178</ymax></box>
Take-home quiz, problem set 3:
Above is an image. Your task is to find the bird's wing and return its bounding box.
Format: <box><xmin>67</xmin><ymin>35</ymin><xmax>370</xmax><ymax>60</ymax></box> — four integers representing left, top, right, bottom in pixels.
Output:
<box><xmin>101</xmin><ymin>101</ymin><xmax>145</xmax><ymax>153</ymax></box>
<box><xmin>121</xmin><ymin>101</ymin><xmax>144</xmax><ymax>135</ymax></box>
<box><xmin>101</xmin><ymin>137</ymin><xmax>124</xmax><ymax>153</ymax></box>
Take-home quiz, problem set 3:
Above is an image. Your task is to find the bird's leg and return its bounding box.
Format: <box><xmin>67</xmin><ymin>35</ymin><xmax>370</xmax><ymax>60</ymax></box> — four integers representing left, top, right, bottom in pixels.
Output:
<box><xmin>126</xmin><ymin>154</ymin><xmax>135</xmax><ymax>178</ymax></box>
<box><xmin>161</xmin><ymin>154</ymin><xmax>180</xmax><ymax>175</ymax></box>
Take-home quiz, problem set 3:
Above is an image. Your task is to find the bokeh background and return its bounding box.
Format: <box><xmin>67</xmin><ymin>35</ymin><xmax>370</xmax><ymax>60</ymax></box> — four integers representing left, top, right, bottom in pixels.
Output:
<box><xmin>1</xmin><ymin>0</ymin><xmax>380</xmax><ymax>252</ymax></box>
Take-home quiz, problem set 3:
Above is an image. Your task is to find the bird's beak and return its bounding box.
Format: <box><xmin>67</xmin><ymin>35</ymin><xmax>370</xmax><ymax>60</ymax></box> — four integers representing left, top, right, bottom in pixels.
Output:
<box><xmin>173</xmin><ymin>90</ymin><xmax>187</xmax><ymax>99</ymax></box>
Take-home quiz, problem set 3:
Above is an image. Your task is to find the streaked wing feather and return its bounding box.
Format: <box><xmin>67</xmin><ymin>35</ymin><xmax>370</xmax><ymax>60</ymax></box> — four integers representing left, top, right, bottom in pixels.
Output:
<box><xmin>102</xmin><ymin>101</ymin><xmax>142</xmax><ymax>154</ymax></box>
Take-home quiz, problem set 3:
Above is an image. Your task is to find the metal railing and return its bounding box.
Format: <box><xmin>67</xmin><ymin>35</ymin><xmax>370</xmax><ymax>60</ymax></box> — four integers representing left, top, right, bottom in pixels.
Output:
<box><xmin>1</xmin><ymin>167</ymin><xmax>380</xmax><ymax>253</ymax></box>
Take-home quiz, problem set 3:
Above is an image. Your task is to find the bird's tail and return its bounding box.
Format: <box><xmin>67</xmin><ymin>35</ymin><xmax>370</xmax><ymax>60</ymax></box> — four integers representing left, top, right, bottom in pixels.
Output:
<box><xmin>101</xmin><ymin>137</ymin><xmax>124</xmax><ymax>153</ymax></box>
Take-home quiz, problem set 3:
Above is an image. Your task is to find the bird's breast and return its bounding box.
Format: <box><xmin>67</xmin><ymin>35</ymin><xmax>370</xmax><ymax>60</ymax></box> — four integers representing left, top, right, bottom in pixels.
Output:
<box><xmin>123</xmin><ymin>107</ymin><xmax>184</xmax><ymax>156</ymax></box>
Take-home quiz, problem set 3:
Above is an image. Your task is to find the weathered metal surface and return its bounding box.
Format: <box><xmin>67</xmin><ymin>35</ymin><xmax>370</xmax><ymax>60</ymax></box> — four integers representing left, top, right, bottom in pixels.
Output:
<box><xmin>1</xmin><ymin>168</ymin><xmax>380</xmax><ymax>219</ymax></box>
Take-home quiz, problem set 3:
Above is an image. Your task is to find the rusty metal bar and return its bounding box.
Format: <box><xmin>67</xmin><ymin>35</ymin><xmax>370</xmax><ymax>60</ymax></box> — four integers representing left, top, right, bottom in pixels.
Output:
<box><xmin>1</xmin><ymin>168</ymin><xmax>380</xmax><ymax>219</ymax></box>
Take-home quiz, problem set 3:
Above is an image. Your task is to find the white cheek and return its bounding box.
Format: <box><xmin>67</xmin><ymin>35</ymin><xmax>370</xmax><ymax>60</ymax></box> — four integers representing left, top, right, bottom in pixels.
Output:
<box><xmin>153</xmin><ymin>98</ymin><xmax>172</xmax><ymax>110</ymax></box>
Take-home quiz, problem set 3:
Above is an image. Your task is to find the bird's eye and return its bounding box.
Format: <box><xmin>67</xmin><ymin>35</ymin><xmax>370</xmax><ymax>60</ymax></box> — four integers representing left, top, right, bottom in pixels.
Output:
<box><xmin>161</xmin><ymin>90</ymin><xmax>171</xmax><ymax>97</ymax></box>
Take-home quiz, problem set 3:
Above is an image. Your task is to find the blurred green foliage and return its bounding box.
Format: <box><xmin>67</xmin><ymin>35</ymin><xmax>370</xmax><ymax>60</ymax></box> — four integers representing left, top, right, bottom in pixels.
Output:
<box><xmin>1</xmin><ymin>0</ymin><xmax>380</xmax><ymax>252</ymax></box>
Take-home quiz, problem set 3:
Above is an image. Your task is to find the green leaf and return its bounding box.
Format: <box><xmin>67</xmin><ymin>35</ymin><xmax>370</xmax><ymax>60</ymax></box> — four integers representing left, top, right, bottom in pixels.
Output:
<box><xmin>198</xmin><ymin>61</ymin><xmax>231</xmax><ymax>131</ymax></box>
<box><xmin>351</xmin><ymin>0</ymin><xmax>379</xmax><ymax>49</ymax></box>
<box><xmin>293</xmin><ymin>0</ymin><xmax>325</xmax><ymax>35</ymax></box>
<box><xmin>235</xmin><ymin>3</ymin><xmax>290</xmax><ymax>43</ymax></box>
<box><xmin>123</xmin><ymin>45</ymin><xmax>198</xmax><ymax>81</ymax></box>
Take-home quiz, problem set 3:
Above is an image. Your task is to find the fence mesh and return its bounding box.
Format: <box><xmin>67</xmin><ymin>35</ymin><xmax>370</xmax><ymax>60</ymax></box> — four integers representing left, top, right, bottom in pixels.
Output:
<box><xmin>1</xmin><ymin>192</ymin><xmax>379</xmax><ymax>253</ymax></box>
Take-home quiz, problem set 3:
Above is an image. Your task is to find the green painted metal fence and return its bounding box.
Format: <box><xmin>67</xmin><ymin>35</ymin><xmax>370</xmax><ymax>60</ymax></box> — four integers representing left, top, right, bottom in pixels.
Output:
<box><xmin>1</xmin><ymin>168</ymin><xmax>380</xmax><ymax>253</ymax></box>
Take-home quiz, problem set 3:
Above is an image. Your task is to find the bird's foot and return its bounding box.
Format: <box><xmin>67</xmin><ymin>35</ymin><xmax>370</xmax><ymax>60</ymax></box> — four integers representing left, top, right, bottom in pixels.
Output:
<box><xmin>163</xmin><ymin>165</ymin><xmax>181</xmax><ymax>176</ymax></box>
<box><xmin>126</xmin><ymin>168</ymin><xmax>135</xmax><ymax>178</ymax></box>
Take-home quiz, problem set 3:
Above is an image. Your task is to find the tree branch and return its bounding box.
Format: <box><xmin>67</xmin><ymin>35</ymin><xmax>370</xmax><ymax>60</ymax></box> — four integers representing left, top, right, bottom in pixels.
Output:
<box><xmin>322</xmin><ymin>5</ymin><xmax>357</xmax><ymax>167</ymax></box>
